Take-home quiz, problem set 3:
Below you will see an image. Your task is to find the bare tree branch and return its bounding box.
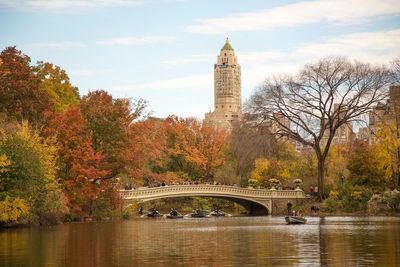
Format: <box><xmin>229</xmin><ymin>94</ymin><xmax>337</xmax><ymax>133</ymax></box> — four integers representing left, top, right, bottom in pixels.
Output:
<box><xmin>247</xmin><ymin>57</ymin><xmax>392</xmax><ymax>200</ymax></box>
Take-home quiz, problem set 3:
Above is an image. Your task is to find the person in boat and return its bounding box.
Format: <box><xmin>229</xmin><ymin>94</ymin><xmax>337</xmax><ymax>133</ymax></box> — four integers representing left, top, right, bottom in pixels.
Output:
<box><xmin>195</xmin><ymin>208</ymin><xmax>204</xmax><ymax>215</ymax></box>
<box><xmin>170</xmin><ymin>208</ymin><xmax>178</xmax><ymax>216</ymax></box>
<box><xmin>287</xmin><ymin>201</ymin><xmax>293</xmax><ymax>215</ymax></box>
<box><xmin>150</xmin><ymin>207</ymin><xmax>159</xmax><ymax>216</ymax></box>
<box><xmin>138</xmin><ymin>206</ymin><xmax>144</xmax><ymax>215</ymax></box>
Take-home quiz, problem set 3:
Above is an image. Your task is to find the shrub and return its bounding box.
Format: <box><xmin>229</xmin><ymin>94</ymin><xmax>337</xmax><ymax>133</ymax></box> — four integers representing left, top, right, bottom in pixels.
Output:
<box><xmin>329</xmin><ymin>190</ymin><xmax>339</xmax><ymax>200</ymax></box>
<box><xmin>0</xmin><ymin>197</ymin><xmax>29</xmax><ymax>224</ymax></box>
<box><xmin>323</xmin><ymin>198</ymin><xmax>341</xmax><ymax>212</ymax></box>
<box><xmin>379</xmin><ymin>190</ymin><xmax>400</xmax><ymax>212</ymax></box>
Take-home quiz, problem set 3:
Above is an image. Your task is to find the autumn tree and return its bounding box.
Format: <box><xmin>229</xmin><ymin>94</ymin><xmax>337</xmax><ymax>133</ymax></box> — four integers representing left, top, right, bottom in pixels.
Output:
<box><xmin>0</xmin><ymin>121</ymin><xmax>67</xmax><ymax>223</ymax></box>
<box><xmin>248</xmin><ymin>57</ymin><xmax>391</xmax><ymax>200</ymax></box>
<box><xmin>0</xmin><ymin>47</ymin><xmax>51</xmax><ymax>125</ymax></box>
<box><xmin>80</xmin><ymin>90</ymin><xmax>148</xmax><ymax>178</ymax></box>
<box><xmin>347</xmin><ymin>140</ymin><xmax>386</xmax><ymax>190</ymax></box>
<box><xmin>163</xmin><ymin>116</ymin><xmax>228</xmax><ymax>182</ymax></box>
<box><xmin>373</xmin><ymin>120</ymin><xmax>400</xmax><ymax>188</ymax></box>
<box><xmin>230</xmin><ymin>123</ymin><xmax>278</xmax><ymax>178</ymax></box>
<box><xmin>46</xmin><ymin>107</ymin><xmax>111</xmax><ymax>216</ymax></box>
<box><xmin>33</xmin><ymin>61</ymin><xmax>80</xmax><ymax>112</ymax></box>
<box><xmin>121</xmin><ymin>118</ymin><xmax>168</xmax><ymax>185</ymax></box>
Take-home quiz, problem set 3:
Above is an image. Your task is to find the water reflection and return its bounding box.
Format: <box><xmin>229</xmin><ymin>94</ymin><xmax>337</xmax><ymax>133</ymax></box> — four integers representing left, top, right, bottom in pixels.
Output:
<box><xmin>0</xmin><ymin>216</ymin><xmax>399</xmax><ymax>267</ymax></box>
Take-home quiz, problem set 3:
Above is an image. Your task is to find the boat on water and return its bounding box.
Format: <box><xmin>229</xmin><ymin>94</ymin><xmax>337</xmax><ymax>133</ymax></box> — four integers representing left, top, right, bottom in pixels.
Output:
<box><xmin>165</xmin><ymin>208</ymin><xmax>183</xmax><ymax>219</ymax></box>
<box><xmin>210</xmin><ymin>209</ymin><xmax>226</xmax><ymax>217</ymax></box>
<box><xmin>147</xmin><ymin>209</ymin><xmax>162</xmax><ymax>217</ymax></box>
<box><xmin>165</xmin><ymin>214</ymin><xmax>184</xmax><ymax>219</ymax></box>
<box><xmin>190</xmin><ymin>209</ymin><xmax>207</xmax><ymax>218</ymax></box>
<box><xmin>285</xmin><ymin>216</ymin><xmax>307</xmax><ymax>224</ymax></box>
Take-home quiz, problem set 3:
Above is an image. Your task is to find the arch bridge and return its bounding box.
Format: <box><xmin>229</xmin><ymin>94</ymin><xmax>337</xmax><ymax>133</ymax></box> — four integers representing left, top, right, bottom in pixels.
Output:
<box><xmin>120</xmin><ymin>185</ymin><xmax>306</xmax><ymax>215</ymax></box>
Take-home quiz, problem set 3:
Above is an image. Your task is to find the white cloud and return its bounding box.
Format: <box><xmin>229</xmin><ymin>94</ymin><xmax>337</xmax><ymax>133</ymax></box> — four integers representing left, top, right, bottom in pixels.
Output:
<box><xmin>240</xmin><ymin>28</ymin><xmax>400</xmax><ymax>95</ymax></box>
<box><xmin>293</xmin><ymin>28</ymin><xmax>400</xmax><ymax>64</ymax></box>
<box><xmin>112</xmin><ymin>73</ymin><xmax>212</xmax><ymax>91</ymax></box>
<box><xmin>162</xmin><ymin>50</ymin><xmax>286</xmax><ymax>67</ymax></box>
<box><xmin>32</xmin><ymin>41</ymin><xmax>87</xmax><ymax>49</ymax></box>
<box><xmin>186</xmin><ymin>0</ymin><xmax>400</xmax><ymax>34</ymax></box>
<box><xmin>162</xmin><ymin>53</ymin><xmax>214</xmax><ymax>66</ymax></box>
<box><xmin>0</xmin><ymin>0</ymin><xmax>143</xmax><ymax>11</ymax></box>
<box><xmin>97</xmin><ymin>36</ymin><xmax>175</xmax><ymax>46</ymax></box>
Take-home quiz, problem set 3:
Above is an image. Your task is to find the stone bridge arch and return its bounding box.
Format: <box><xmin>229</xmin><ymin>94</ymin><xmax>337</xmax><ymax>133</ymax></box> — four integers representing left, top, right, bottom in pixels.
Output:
<box><xmin>120</xmin><ymin>185</ymin><xmax>305</xmax><ymax>216</ymax></box>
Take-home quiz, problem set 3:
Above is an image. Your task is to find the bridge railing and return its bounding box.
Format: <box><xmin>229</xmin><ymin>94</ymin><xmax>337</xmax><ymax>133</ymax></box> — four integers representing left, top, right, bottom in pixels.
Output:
<box><xmin>120</xmin><ymin>185</ymin><xmax>305</xmax><ymax>199</ymax></box>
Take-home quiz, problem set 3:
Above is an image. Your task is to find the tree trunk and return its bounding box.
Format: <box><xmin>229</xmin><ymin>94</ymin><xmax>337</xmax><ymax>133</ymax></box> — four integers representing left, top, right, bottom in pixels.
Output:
<box><xmin>317</xmin><ymin>158</ymin><xmax>325</xmax><ymax>202</ymax></box>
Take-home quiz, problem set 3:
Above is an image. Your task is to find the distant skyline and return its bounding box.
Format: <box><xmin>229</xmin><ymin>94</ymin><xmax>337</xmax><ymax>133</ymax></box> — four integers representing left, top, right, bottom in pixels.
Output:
<box><xmin>1</xmin><ymin>0</ymin><xmax>399</xmax><ymax>118</ymax></box>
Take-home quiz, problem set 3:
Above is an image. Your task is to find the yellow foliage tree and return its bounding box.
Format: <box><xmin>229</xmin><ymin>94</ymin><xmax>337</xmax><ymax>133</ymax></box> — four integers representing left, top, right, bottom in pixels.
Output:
<box><xmin>373</xmin><ymin>120</ymin><xmax>400</xmax><ymax>187</ymax></box>
<box><xmin>0</xmin><ymin>196</ymin><xmax>29</xmax><ymax>224</ymax></box>
<box><xmin>325</xmin><ymin>145</ymin><xmax>350</xmax><ymax>187</ymax></box>
<box><xmin>0</xmin><ymin>154</ymin><xmax>10</xmax><ymax>174</ymax></box>
<box><xmin>250</xmin><ymin>158</ymin><xmax>291</xmax><ymax>187</ymax></box>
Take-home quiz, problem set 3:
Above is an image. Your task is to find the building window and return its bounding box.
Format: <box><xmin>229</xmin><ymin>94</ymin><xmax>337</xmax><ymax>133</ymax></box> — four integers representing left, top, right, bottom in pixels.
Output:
<box><xmin>222</xmin><ymin>105</ymin><xmax>224</xmax><ymax>108</ymax></box>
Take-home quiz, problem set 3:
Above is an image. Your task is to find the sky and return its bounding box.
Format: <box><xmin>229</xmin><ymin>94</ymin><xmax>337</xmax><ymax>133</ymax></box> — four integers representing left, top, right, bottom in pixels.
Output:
<box><xmin>0</xmin><ymin>0</ymin><xmax>399</xmax><ymax>118</ymax></box>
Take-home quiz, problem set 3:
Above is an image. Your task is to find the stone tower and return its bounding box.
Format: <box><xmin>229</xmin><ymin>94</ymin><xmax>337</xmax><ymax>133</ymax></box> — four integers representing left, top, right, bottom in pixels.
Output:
<box><xmin>204</xmin><ymin>38</ymin><xmax>242</xmax><ymax>129</ymax></box>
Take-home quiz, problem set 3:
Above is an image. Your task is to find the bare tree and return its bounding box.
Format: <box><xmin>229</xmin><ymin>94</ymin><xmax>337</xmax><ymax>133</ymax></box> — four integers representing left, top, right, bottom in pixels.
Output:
<box><xmin>247</xmin><ymin>57</ymin><xmax>392</xmax><ymax>200</ymax></box>
<box><xmin>230</xmin><ymin>123</ymin><xmax>278</xmax><ymax>178</ymax></box>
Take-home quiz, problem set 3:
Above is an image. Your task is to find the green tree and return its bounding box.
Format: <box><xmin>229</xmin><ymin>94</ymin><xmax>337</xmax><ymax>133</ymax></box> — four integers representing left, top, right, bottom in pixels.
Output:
<box><xmin>0</xmin><ymin>121</ymin><xmax>67</xmax><ymax>222</ymax></box>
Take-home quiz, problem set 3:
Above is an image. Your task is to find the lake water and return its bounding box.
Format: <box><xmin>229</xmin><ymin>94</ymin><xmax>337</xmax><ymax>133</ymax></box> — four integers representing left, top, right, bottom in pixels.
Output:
<box><xmin>0</xmin><ymin>216</ymin><xmax>399</xmax><ymax>267</ymax></box>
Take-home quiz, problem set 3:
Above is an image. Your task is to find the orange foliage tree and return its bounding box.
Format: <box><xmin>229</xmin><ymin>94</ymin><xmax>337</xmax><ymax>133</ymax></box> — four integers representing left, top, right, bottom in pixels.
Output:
<box><xmin>46</xmin><ymin>107</ymin><xmax>112</xmax><ymax>217</ymax></box>
<box><xmin>163</xmin><ymin>116</ymin><xmax>228</xmax><ymax>182</ymax></box>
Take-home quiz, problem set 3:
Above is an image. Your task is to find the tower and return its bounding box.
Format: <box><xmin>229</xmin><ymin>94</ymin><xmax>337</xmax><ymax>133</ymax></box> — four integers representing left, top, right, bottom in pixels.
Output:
<box><xmin>204</xmin><ymin>38</ymin><xmax>242</xmax><ymax>129</ymax></box>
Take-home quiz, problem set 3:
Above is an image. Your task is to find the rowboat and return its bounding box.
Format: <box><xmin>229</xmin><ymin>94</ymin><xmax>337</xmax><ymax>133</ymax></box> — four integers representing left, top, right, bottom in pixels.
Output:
<box><xmin>165</xmin><ymin>214</ymin><xmax>183</xmax><ymax>219</ymax></box>
<box><xmin>285</xmin><ymin>216</ymin><xmax>307</xmax><ymax>224</ymax></box>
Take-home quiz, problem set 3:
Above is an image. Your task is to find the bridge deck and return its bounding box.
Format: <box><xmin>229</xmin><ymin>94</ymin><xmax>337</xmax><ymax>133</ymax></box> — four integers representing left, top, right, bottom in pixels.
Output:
<box><xmin>120</xmin><ymin>185</ymin><xmax>305</xmax><ymax>200</ymax></box>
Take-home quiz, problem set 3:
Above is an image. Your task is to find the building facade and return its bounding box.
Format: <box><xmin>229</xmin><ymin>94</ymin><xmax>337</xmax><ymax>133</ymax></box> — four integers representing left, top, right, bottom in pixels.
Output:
<box><xmin>204</xmin><ymin>38</ymin><xmax>242</xmax><ymax>130</ymax></box>
<box><xmin>358</xmin><ymin>85</ymin><xmax>400</xmax><ymax>144</ymax></box>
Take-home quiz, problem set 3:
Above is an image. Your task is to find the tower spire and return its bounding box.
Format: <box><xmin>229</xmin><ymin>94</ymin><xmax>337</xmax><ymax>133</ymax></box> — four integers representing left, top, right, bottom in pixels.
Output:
<box><xmin>221</xmin><ymin>37</ymin><xmax>233</xmax><ymax>51</ymax></box>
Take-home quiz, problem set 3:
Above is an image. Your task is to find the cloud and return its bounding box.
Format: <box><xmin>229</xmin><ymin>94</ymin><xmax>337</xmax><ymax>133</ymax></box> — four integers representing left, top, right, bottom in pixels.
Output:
<box><xmin>0</xmin><ymin>0</ymin><xmax>143</xmax><ymax>11</ymax></box>
<box><xmin>240</xmin><ymin>28</ymin><xmax>400</xmax><ymax>95</ymax></box>
<box><xmin>294</xmin><ymin>28</ymin><xmax>400</xmax><ymax>64</ymax></box>
<box><xmin>112</xmin><ymin>73</ymin><xmax>212</xmax><ymax>91</ymax></box>
<box><xmin>162</xmin><ymin>54</ymin><xmax>214</xmax><ymax>66</ymax></box>
<box><xmin>32</xmin><ymin>41</ymin><xmax>87</xmax><ymax>49</ymax></box>
<box><xmin>97</xmin><ymin>36</ymin><xmax>175</xmax><ymax>46</ymax></box>
<box><xmin>126</xmin><ymin>28</ymin><xmax>400</xmax><ymax>105</ymax></box>
<box><xmin>186</xmin><ymin>0</ymin><xmax>400</xmax><ymax>34</ymax></box>
<box><xmin>162</xmin><ymin>50</ymin><xmax>285</xmax><ymax>66</ymax></box>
